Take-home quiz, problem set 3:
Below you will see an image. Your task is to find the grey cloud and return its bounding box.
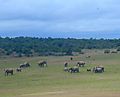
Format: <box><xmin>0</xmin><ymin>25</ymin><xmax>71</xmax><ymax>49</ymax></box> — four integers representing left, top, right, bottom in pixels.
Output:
<box><xmin>0</xmin><ymin>0</ymin><xmax>120</xmax><ymax>38</ymax></box>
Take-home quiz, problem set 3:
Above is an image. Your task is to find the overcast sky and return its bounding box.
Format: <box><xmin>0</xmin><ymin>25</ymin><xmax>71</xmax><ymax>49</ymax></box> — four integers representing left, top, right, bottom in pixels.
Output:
<box><xmin>0</xmin><ymin>0</ymin><xmax>120</xmax><ymax>38</ymax></box>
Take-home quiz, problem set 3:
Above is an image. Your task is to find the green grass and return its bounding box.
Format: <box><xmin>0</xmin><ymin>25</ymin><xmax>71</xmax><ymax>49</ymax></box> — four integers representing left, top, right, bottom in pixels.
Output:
<box><xmin>0</xmin><ymin>52</ymin><xmax>120</xmax><ymax>97</ymax></box>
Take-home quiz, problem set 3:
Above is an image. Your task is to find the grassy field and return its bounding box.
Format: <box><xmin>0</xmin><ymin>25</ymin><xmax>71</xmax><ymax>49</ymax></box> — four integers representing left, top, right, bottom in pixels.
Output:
<box><xmin>0</xmin><ymin>51</ymin><xmax>120</xmax><ymax>97</ymax></box>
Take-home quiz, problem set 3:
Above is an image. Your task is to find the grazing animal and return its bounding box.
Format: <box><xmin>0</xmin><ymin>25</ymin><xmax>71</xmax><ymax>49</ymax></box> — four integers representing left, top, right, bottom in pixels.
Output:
<box><xmin>20</xmin><ymin>62</ymin><xmax>30</xmax><ymax>68</ymax></box>
<box><xmin>93</xmin><ymin>66</ymin><xmax>104</xmax><ymax>73</ymax></box>
<box><xmin>68</xmin><ymin>66</ymin><xmax>79</xmax><ymax>73</ymax></box>
<box><xmin>16</xmin><ymin>68</ymin><xmax>22</xmax><ymax>72</ymax></box>
<box><xmin>4</xmin><ymin>68</ymin><xmax>13</xmax><ymax>76</ymax></box>
<box><xmin>25</xmin><ymin>62</ymin><xmax>30</xmax><ymax>67</ymax></box>
<box><xmin>64</xmin><ymin>62</ymin><xmax>68</xmax><ymax>67</ymax></box>
<box><xmin>77</xmin><ymin>61</ymin><xmax>85</xmax><ymax>67</ymax></box>
<box><xmin>38</xmin><ymin>61</ymin><xmax>47</xmax><ymax>67</ymax></box>
<box><xmin>68</xmin><ymin>68</ymin><xmax>79</xmax><ymax>73</ymax></box>
<box><xmin>64</xmin><ymin>62</ymin><xmax>68</xmax><ymax>71</ymax></box>
<box><xmin>20</xmin><ymin>64</ymin><xmax>25</xmax><ymax>68</ymax></box>
<box><xmin>87</xmin><ymin>68</ymin><xmax>91</xmax><ymax>72</ymax></box>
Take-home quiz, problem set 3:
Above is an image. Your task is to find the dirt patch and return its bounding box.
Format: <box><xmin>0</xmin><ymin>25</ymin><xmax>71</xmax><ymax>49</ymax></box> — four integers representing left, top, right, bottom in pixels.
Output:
<box><xmin>19</xmin><ymin>90</ymin><xmax>120</xmax><ymax>97</ymax></box>
<box><xmin>21</xmin><ymin>91</ymin><xmax>65</xmax><ymax>97</ymax></box>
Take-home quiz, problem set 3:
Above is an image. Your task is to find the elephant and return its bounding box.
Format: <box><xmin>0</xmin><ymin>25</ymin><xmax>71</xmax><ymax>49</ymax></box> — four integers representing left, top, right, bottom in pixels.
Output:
<box><xmin>4</xmin><ymin>68</ymin><xmax>14</xmax><ymax>76</ymax></box>
<box><xmin>38</xmin><ymin>61</ymin><xmax>47</xmax><ymax>67</ymax></box>
<box><xmin>93</xmin><ymin>66</ymin><xmax>104</xmax><ymax>73</ymax></box>
<box><xmin>77</xmin><ymin>61</ymin><xmax>85</xmax><ymax>67</ymax></box>
<box><xmin>20</xmin><ymin>62</ymin><xmax>30</xmax><ymax>68</ymax></box>
<box><xmin>16</xmin><ymin>68</ymin><xmax>22</xmax><ymax>72</ymax></box>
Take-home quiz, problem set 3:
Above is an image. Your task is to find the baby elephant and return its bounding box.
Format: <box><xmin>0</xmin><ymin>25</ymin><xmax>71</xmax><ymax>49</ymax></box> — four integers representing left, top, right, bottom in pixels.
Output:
<box><xmin>16</xmin><ymin>68</ymin><xmax>22</xmax><ymax>72</ymax></box>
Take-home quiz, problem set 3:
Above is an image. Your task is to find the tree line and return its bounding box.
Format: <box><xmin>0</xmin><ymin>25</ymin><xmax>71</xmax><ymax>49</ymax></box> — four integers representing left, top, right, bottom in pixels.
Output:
<box><xmin>0</xmin><ymin>37</ymin><xmax>120</xmax><ymax>57</ymax></box>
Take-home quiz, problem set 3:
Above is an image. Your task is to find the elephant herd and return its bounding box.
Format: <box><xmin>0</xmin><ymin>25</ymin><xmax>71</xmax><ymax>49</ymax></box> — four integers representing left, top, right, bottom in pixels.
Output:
<box><xmin>64</xmin><ymin>61</ymin><xmax>85</xmax><ymax>73</ymax></box>
<box><xmin>64</xmin><ymin>61</ymin><xmax>105</xmax><ymax>73</ymax></box>
<box><xmin>4</xmin><ymin>68</ymin><xmax>22</xmax><ymax>76</ymax></box>
<box><xmin>3</xmin><ymin>61</ymin><xmax>47</xmax><ymax>76</ymax></box>
<box><xmin>3</xmin><ymin>60</ymin><xmax>104</xmax><ymax>76</ymax></box>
